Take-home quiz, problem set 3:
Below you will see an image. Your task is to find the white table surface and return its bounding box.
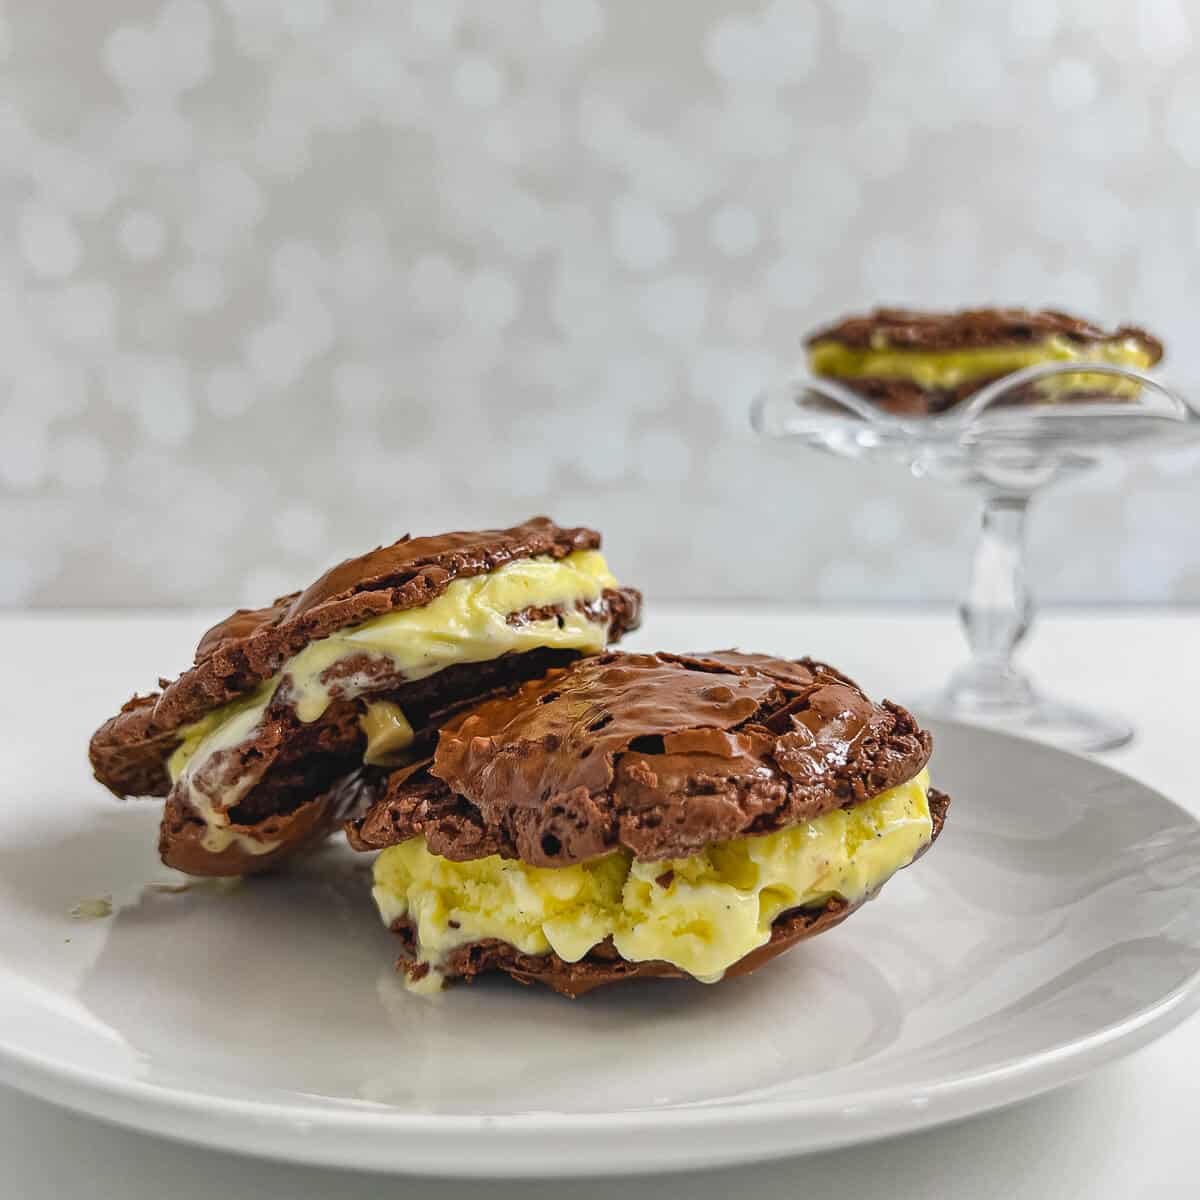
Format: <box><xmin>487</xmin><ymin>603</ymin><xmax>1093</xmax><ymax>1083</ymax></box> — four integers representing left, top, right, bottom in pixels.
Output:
<box><xmin>3</xmin><ymin>606</ymin><xmax>1198</xmax><ymax>1199</ymax></box>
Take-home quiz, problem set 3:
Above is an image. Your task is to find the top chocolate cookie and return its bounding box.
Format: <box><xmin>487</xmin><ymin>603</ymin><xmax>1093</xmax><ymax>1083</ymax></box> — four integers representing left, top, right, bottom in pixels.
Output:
<box><xmin>346</xmin><ymin>650</ymin><xmax>932</xmax><ymax>867</ymax></box>
<box><xmin>805</xmin><ymin>307</ymin><xmax>1164</xmax><ymax>414</ymax></box>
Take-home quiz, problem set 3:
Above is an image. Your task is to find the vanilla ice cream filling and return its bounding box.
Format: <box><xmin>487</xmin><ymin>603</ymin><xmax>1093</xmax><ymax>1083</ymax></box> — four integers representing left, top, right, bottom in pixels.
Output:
<box><xmin>808</xmin><ymin>335</ymin><xmax>1155</xmax><ymax>392</ymax></box>
<box><xmin>166</xmin><ymin>551</ymin><xmax>619</xmax><ymax>856</ymax></box>
<box><xmin>374</xmin><ymin>769</ymin><xmax>933</xmax><ymax>993</ymax></box>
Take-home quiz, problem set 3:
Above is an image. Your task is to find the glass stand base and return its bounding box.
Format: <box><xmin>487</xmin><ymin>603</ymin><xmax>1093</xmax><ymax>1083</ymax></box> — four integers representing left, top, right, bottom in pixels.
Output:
<box><xmin>917</xmin><ymin>665</ymin><xmax>1134</xmax><ymax>754</ymax></box>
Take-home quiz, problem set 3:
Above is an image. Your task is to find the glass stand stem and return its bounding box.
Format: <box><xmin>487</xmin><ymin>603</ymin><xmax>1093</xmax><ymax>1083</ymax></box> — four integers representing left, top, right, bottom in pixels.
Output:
<box><xmin>923</xmin><ymin>488</ymin><xmax>1134</xmax><ymax>752</ymax></box>
<box><xmin>951</xmin><ymin>492</ymin><xmax>1036</xmax><ymax>709</ymax></box>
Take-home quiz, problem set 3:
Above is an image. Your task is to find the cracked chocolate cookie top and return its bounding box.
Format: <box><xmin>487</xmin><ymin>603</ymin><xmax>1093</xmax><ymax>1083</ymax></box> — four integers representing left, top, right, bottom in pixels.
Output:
<box><xmin>805</xmin><ymin>307</ymin><xmax>1164</xmax><ymax>358</ymax></box>
<box><xmin>347</xmin><ymin>650</ymin><xmax>933</xmax><ymax>867</ymax></box>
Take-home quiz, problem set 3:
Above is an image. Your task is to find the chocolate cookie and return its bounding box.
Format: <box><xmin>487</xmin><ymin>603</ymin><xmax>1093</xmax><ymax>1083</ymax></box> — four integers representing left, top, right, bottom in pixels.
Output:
<box><xmin>349</xmin><ymin>650</ymin><xmax>947</xmax><ymax>996</ymax></box>
<box><xmin>806</xmin><ymin>307</ymin><xmax>1164</xmax><ymax>414</ymax></box>
<box><xmin>89</xmin><ymin>517</ymin><xmax>641</xmax><ymax>876</ymax></box>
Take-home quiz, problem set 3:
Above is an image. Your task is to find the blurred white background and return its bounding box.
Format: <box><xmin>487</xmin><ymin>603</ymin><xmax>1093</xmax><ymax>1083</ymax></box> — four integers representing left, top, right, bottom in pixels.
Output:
<box><xmin>1</xmin><ymin>0</ymin><xmax>1198</xmax><ymax>608</ymax></box>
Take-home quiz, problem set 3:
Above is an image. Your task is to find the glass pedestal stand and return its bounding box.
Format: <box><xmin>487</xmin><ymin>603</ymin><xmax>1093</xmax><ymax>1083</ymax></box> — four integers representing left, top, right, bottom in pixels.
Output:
<box><xmin>751</xmin><ymin>362</ymin><xmax>1200</xmax><ymax>753</ymax></box>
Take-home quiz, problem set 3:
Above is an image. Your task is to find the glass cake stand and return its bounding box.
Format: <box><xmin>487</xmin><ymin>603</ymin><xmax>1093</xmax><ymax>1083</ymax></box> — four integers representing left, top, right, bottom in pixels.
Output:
<box><xmin>751</xmin><ymin>361</ymin><xmax>1200</xmax><ymax>753</ymax></box>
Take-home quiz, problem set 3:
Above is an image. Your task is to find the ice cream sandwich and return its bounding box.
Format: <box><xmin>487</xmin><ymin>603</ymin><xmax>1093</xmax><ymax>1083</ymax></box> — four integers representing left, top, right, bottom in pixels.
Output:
<box><xmin>89</xmin><ymin>517</ymin><xmax>641</xmax><ymax>876</ymax></box>
<box><xmin>806</xmin><ymin>307</ymin><xmax>1163</xmax><ymax>414</ymax></box>
<box><xmin>347</xmin><ymin>650</ymin><xmax>947</xmax><ymax>996</ymax></box>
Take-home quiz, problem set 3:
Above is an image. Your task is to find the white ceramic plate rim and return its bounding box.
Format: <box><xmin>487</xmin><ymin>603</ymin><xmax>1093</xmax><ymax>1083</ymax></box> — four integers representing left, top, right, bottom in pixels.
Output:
<box><xmin>2</xmin><ymin>979</ymin><xmax>1198</xmax><ymax>1175</ymax></box>
<box><xmin>2</xmin><ymin>720</ymin><xmax>1199</xmax><ymax>1175</ymax></box>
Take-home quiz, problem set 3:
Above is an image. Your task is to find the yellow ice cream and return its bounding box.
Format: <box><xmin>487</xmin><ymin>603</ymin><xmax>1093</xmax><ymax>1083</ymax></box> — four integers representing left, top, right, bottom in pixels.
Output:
<box><xmin>359</xmin><ymin>701</ymin><xmax>417</xmax><ymax>766</ymax></box>
<box><xmin>373</xmin><ymin>769</ymin><xmax>933</xmax><ymax>991</ymax></box>
<box><xmin>167</xmin><ymin>550</ymin><xmax>619</xmax><ymax>855</ymax></box>
<box><xmin>808</xmin><ymin>334</ymin><xmax>1155</xmax><ymax>392</ymax></box>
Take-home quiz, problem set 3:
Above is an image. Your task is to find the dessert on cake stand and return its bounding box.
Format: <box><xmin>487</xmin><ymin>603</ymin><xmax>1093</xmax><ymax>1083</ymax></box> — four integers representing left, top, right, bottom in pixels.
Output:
<box><xmin>752</xmin><ymin>361</ymin><xmax>1200</xmax><ymax>752</ymax></box>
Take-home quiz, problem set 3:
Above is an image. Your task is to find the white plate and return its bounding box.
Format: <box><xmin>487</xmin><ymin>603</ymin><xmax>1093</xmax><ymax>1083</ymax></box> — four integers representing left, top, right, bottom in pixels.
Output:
<box><xmin>1</xmin><ymin>719</ymin><xmax>1198</xmax><ymax>1177</ymax></box>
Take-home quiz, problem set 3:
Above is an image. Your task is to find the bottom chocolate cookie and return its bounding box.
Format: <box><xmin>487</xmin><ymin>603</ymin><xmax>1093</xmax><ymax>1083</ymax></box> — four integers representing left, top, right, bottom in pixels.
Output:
<box><xmin>381</xmin><ymin>788</ymin><xmax>948</xmax><ymax>997</ymax></box>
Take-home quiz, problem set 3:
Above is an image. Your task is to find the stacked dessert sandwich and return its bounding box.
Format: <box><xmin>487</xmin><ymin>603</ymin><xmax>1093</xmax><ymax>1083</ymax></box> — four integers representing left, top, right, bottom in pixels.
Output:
<box><xmin>92</xmin><ymin>519</ymin><xmax>949</xmax><ymax>997</ymax></box>
<box><xmin>90</xmin><ymin>517</ymin><xmax>641</xmax><ymax>876</ymax></box>
<box><xmin>805</xmin><ymin>307</ymin><xmax>1163</xmax><ymax>414</ymax></box>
